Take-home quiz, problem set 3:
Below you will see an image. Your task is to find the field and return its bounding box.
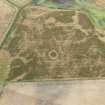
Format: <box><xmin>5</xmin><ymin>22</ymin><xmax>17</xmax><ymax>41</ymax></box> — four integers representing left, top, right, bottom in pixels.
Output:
<box><xmin>8</xmin><ymin>0</ymin><xmax>31</xmax><ymax>7</ymax></box>
<box><xmin>0</xmin><ymin>0</ymin><xmax>16</xmax><ymax>46</ymax></box>
<box><xmin>0</xmin><ymin>0</ymin><xmax>105</xmax><ymax>82</ymax></box>
<box><xmin>0</xmin><ymin>0</ymin><xmax>18</xmax><ymax>85</ymax></box>
<box><xmin>1</xmin><ymin>81</ymin><xmax>105</xmax><ymax>105</ymax></box>
<box><xmin>0</xmin><ymin>50</ymin><xmax>10</xmax><ymax>85</ymax></box>
<box><xmin>0</xmin><ymin>3</ymin><xmax>104</xmax><ymax>81</ymax></box>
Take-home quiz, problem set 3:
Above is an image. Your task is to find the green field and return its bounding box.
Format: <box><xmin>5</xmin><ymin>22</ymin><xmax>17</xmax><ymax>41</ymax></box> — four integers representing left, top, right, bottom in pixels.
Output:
<box><xmin>1</xmin><ymin>0</ymin><xmax>105</xmax><ymax>82</ymax></box>
<box><xmin>2</xmin><ymin>4</ymin><xmax>105</xmax><ymax>81</ymax></box>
